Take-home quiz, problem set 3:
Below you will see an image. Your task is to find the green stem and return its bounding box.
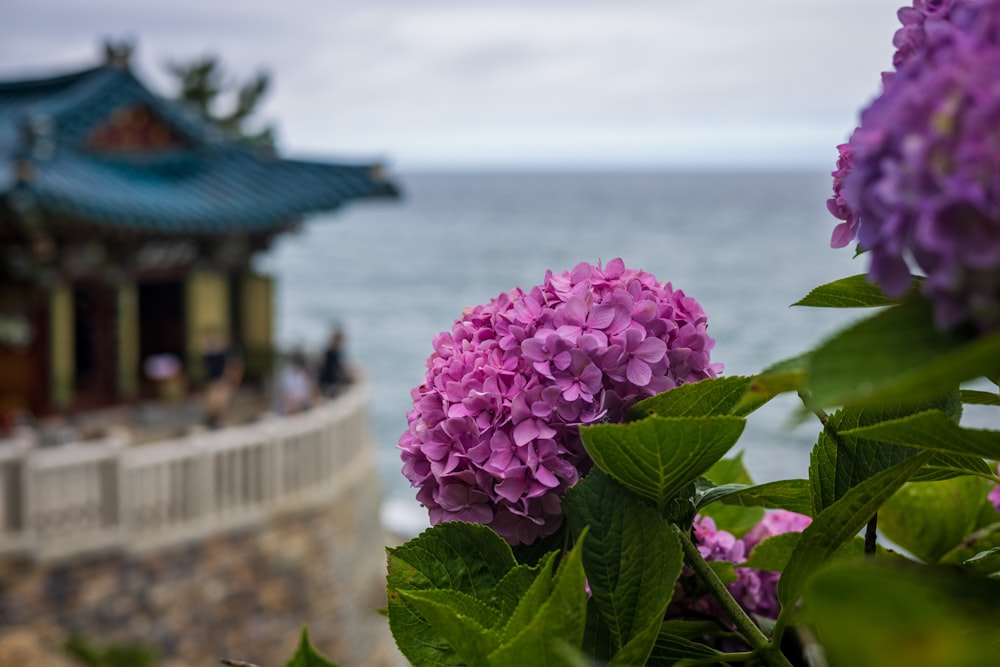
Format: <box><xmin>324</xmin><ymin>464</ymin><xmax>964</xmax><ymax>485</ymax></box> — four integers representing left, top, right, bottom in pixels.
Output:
<box><xmin>674</xmin><ymin>524</ymin><xmax>795</xmax><ymax>667</ymax></box>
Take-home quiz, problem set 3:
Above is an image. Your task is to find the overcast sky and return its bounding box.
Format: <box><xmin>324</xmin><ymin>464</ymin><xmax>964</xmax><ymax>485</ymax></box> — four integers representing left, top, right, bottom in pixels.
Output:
<box><xmin>2</xmin><ymin>1</ymin><xmax>905</xmax><ymax>170</ymax></box>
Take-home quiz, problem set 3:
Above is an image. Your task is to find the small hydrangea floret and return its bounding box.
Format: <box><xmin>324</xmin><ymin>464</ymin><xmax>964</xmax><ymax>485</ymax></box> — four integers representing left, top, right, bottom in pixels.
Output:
<box><xmin>399</xmin><ymin>259</ymin><xmax>719</xmax><ymax>544</ymax></box>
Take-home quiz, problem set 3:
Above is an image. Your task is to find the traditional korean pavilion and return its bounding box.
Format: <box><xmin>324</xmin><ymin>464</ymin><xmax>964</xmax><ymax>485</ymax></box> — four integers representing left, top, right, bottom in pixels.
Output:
<box><xmin>0</xmin><ymin>45</ymin><xmax>398</xmax><ymax>417</ymax></box>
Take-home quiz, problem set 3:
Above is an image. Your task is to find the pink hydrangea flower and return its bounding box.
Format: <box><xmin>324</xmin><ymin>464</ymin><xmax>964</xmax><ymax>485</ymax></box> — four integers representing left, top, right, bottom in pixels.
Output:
<box><xmin>399</xmin><ymin>259</ymin><xmax>720</xmax><ymax>544</ymax></box>
<box><xmin>990</xmin><ymin>463</ymin><xmax>1000</xmax><ymax>512</ymax></box>
<box><xmin>671</xmin><ymin>511</ymin><xmax>813</xmax><ymax>622</ymax></box>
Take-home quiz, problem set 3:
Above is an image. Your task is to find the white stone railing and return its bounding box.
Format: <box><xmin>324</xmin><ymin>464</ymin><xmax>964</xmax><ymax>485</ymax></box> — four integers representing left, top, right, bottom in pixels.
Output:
<box><xmin>0</xmin><ymin>380</ymin><xmax>375</xmax><ymax>561</ymax></box>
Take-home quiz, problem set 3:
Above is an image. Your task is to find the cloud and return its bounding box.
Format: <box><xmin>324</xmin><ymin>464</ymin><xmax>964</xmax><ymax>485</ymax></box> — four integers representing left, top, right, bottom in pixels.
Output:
<box><xmin>1</xmin><ymin>0</ymin><xmax>905</xmax><ymax>168</ymax></box>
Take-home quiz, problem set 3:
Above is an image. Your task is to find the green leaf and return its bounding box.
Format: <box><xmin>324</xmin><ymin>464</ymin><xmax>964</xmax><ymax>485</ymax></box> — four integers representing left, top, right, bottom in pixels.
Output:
<box><xmin>745</xmin><ymin>532</ymin><xmax>902</xmax><ymax>573</ymax></box>
<box><xmin>737</xmin><ymin>353</ymin><xmax>809</xmax><ymax>409</ymax></box>
<box><xmin>841</xmin><ymin>409</ymin><xmax>1000</xmax><ymax>461</ymax></box>
<box><xmin>697</xmin><ymin>453</ymin><xmax>765</xmax><ymax>536</ymax></box>
<box><xmin>806</xmin><ymin>559</ymin><xmax>1000</xmax><ymax>667</ymax></box>
<box><xmin>778</xmin><ymin>451</ymin><xmax>933</xmax><ymax>608</ymax></box>
<box><xmin>911</xmin><ymin>452</ymin><xmax>995</xmax><ymax>482</ymax></box>
<box><xmin>809</xmin><ymin>396</ymin><xmax>959</xmax><ymax>514</ymax></box>
<box><xmin>939</xmin><ymin>522</ymin><xmax>1000</xmax><ymax>567</ymax></box>
<box><xmin>580</xmin><ymin>416</ymin><xmax>746</xmax><ymax>510</ymax></box>
<box><xmin>398</xmin><ymin>589</ymin><xmax>502</xmax><ymax>664</ymax></box>
<box><xmin>743</xmin><ymin>532</ymin><xmax>801</xmax><ymax>572</ymax></box>
<box><xmin>498</xmin><ymin>551</ymin><xmax>559</xmax><ymax>641</ymax></box>
<box><xmin>699</xmin><ymin>479</ymin><xmax>814</xmax><ymax>517</ymax></box>
<box><xmin>563</xmin><ymin>469</ymin><xmax>683</xmax><ymax>665</ymax></box>
<box><xmin>962</xmin><ymin>547</ymin><xmax>1000</xmax><ymax>575</ymax></box>
<box><xmin>492</xmin><ymin>555</ymin><xmax>558</xmax><ymax>623</ymax></box>
<box><xmin>879</xmin><ymin>477</ymin><xmax>991</xmax><ymax>563</ymax></box>
<box><xmin>630</xmin><ymin>375</ymin><xmax>770</xmax><ymax>420</ymax></box>
<box><xmin>646</xmin><ymin>632</ymin><xmax>723</xmax><ymax>666</ymax></box>
<box><xmin>283</xmin><ymin>627</ymin><xmax>340</xmax><ymax>667</ymax></box>
<box><xmin>386</xmin><ymin>522</ymin><xmax>517</xmax><ymax>666</ymax></box>
<box><xmin>961</xmin><ymin>389</ymin><xmax>1000</xmax><ymax>406</ymax></box>
<box><xmin>805</xmin><ymin>298</ymin><xmax>1000</xmax><ymax>409</ymax></box>
<box><xmin>792</xmin><ymin>274</ymin><xmax>910</xmax><ymax>308</ymax></box>
<box><xmin>487</xmin><ymin>533</ymin><xmax>589</xmax><ymax>667</ymax></box>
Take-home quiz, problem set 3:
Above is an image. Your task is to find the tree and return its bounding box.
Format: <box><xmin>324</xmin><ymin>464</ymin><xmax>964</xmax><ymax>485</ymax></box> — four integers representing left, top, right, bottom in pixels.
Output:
<box><xmin>166</xmin><ymin>56</ymin><xmax>276</xmax><ymax>150</ymax></box>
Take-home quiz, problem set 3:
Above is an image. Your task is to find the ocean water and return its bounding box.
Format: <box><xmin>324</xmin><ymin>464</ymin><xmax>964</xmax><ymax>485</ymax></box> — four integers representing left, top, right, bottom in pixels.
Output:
<box><xmin>260</xmin><ymin>170</ymin><xmax>866</xmax><ymax>536</ymax></box>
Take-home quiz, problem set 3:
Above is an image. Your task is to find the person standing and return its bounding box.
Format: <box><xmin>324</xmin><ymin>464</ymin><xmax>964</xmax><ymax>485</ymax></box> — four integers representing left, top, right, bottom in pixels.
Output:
<box><xmin>318</xmin><ymin>328</ymin><xmax>353</xmax><ymax>397</ymax></box>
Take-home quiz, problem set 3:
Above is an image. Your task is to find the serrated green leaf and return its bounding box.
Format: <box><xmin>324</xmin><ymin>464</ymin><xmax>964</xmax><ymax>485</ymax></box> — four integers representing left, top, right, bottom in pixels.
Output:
<box><xmin>563</xmin><ymin>469</ymin><xmax>682</xmax><ymax>665</ymax></box>
<box><xmin>880</xmin><ymin>477</ymin><xmax>991</xmax><ymax>563</ymax></box>
<box><xmin>809</xmin><ymin>397</ymin><xmax>959</xmax><ymax>514</ymax></box>
<box><xmin>386</xmin><ymin>522</ymin><xmax>517</xmax><ymax>667</ymax></box>
<box><xmin>806</xmin><ymin>559</ymin><xmax>1000</xmax><ymax>667</ymax></box>
<box><xmin>499</xmin><ymin>551</ymin><xmax>558</xmax><ymax>641</ymax></box>
<box><xmin>492</xmin><ymin>555</ymin><xmax>557</xmax><ymax>623</ymax></box>
<box><xmin>911</xmin><ymin>452</ymin><xmax>995</xmax><ymax>482</ymax></box>
<box><xmin>792</xmin><ymin>274</ymin><xmax>910</xmax><ymax>308</ymax></box>
<box><xmin>487</xmin><ymin>533</ymin><xmax>589</xmax><ymax>667</ymax></box>
<box><xmin>697</xmin><ymin>453</ymin><xmax>764</xmax><ymax>536</ymax></box>
<box><xmin>841</xmin><ymin>410</ymin><xmax>1000</xmax><ymax>461</ymax></box>
<box><xmin>398</xmin><ymin>589</ymin><xmax>502</xmax><ymax>664</ymax></box>
<box><xmin>778</xmin><ymin>451</ymin><xmax>933</xmax><ymax>608</ymax></box>
<box><xmin>737</xmin><ymin>354</ymin><xmax>809</xmax><ymax>409</ymax></box>
<box><xmin>283</xmin><ymin>627</ymin><xmax>339</xmax><ymax>667</ymax></box>
<box><xmin>630</xmin><ymin>376</ymin><xmax>770</xmax><ymax>420</ymax></box>
<box><xmin>700</xmin><ymin>479</ymin><xmax>814</xmax><ymax>517</ymax></box>
<box><xmin>646</xmin><ymin>632</ymin><xmax>722</xmax><ymax>666</ymax></box>
<box><xmin>806</xmin><ymin>298</ymin><xmax>1000</xmax><ymax>409</ymax></box>
<box><xmin>961</xmin><ymin>389</ymin><xmax>1000</xmax><ymax>406</ymax></box>
<box><xmin>580</xmin><ymin>416</ymin><xmax>745</xmax><ymax>510</ymax></box>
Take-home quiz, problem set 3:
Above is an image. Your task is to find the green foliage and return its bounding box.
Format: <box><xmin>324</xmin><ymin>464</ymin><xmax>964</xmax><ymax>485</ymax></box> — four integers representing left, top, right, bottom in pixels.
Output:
<box><xmin>792</xmin><ymin>273</ymin><xmax>916</xmax><ymax>308</ymax></box>
<box><xmin>778</xmin><ymin>451</ymin><xmax>933</xmax><ymax>608</ymax></box>
<box><xmin>386</xmin><ymin>521</ymin><xmax>588</xmax><ymax>667</ymax></box>
<box><xmin>564</xmin><ymin>469</ymin><xmax>683</xmax><ymax>664</ymax></box>
<box><xmin>580</xmin><ymin>415</ymin><xmax>745</xmax><ymax>510</ymax></box>
<box><xmin>283</xmin><ymin>627</ymin><xmax>340</xmax><ymax>667</ymax></box>
<box><xmin>879</xmin><ymin>477</ymin><xmax>993</xmax><ymax>563</ymax></box>
<box><xmin>806</xmin><ymin>559</ymin><xmax>1000</xmax><ymax>667</ymax></box>
<box><xmin>63</xmin><ymin>636</ymin><xmax>158</xmax><ymax>667</ymax></box>
<box><xmin>805</xmin><ymin>299</ymin><xmax>1000</xmax><ymax>409</ymax></box>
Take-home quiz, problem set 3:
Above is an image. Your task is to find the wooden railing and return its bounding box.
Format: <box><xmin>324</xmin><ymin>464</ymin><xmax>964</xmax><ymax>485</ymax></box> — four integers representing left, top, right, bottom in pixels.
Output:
<box><xmin>0</xmin><ymin>380</ymin><xmax>374</xmax><ymax>561</ymax></box>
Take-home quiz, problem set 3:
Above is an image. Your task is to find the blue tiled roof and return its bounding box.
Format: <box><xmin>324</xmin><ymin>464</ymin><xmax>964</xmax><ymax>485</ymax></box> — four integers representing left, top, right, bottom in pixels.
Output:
<box><xmin>0</xmin><ymin>63</ymin><xmax>398</xmax><ymax>234</ymax></box>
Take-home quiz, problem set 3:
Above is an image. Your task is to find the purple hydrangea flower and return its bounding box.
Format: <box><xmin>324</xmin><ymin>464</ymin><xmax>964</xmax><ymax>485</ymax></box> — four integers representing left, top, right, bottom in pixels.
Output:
<box><xmin>670</xmin><ymin>511</ymin><xmax>812</xmax><ymax>622</ymax></box>
<box><xmin>399</xmin><ymin>259</ymin><xmax>721</xmax><ymax>544</ymax></box>
<box><xmin>829</xmin><ymin>0</ymin><xmax>1000</xmax><ymax>329</ymax></box>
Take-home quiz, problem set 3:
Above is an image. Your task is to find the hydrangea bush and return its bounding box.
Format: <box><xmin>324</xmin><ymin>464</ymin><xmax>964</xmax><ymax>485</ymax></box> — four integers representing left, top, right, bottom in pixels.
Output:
<box><xmin>398</xmin><ymin>258</ymin><xmax>719</xmax><ymax>544</ymax></box>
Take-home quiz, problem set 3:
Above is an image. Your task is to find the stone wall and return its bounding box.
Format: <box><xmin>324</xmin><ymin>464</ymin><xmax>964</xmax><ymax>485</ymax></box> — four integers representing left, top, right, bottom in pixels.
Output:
<box><xmin>0</xmin><ymin>448</ymin><xmax>399</xmax><ymax>667</ymax></box>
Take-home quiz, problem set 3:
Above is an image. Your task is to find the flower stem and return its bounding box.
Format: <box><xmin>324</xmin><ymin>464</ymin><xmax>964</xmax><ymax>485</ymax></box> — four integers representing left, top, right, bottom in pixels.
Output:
<box><xmin>673</xmin><ymin>524</ymin><xmax>795</xmax><ymax>667</ymax></box>
<box><xmin>865</xmin><ymin>513</ymin><xmax>878</xmax><ymax>555</ymax></box>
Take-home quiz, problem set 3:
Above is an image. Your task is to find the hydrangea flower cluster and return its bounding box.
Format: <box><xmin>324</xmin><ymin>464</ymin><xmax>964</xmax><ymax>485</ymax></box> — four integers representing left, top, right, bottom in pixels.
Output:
<box><xmin>398</xmin><ymin>259</ymin><xmax>720</xmax><ymax>544</ymax></box>
<box><xmin>671</xmin><ymin>511</ymin><xmax>812</xmax><ymax>621</ymax></box>
<box><xmin>828</xmin><ymin>0</ymin><xmax>1000</xmax><ymax>329</ymax></box>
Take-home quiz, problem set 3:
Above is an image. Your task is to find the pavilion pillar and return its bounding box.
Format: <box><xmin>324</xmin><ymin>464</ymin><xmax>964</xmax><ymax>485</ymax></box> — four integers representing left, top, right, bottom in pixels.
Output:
<box><xmin>116</xmin><ymin>281</ymin><xmax>139</xmax><ymax>399</ymax></box>
<box><xmin>185</xmin><ymin>270</ymin><xmax>230</xmax><ymax>385</ymax></box>
<box><xmin>49</xmin><ymin>283</ymin><xmax>74</xmax><ymax>409</ymax></box>
<box><xmin>240</xmin><ymin>272</ymin><xmax>274</xmax><ymax>380</ymax></box>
